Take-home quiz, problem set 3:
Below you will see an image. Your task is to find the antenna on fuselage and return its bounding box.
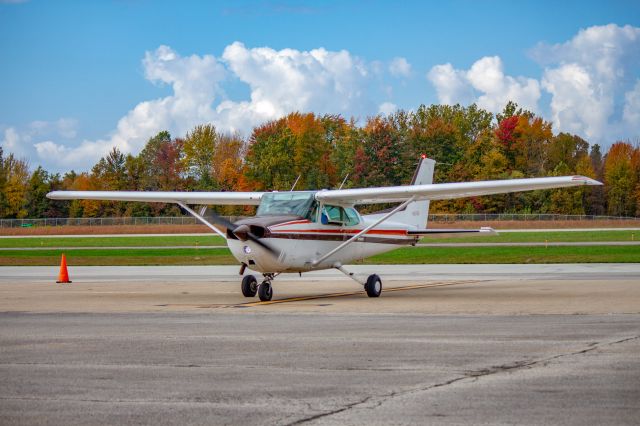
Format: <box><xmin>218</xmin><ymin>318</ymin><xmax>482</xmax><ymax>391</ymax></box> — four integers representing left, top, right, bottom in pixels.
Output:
<box><xmin>290</xmin><ymin>175</ymin><xmax>301</xmax><ymax>191</ymax></box>
<box><xmin>338</xmin><ymin>174</ymin><xmax>349</xmax><ymax>190</ymax></box>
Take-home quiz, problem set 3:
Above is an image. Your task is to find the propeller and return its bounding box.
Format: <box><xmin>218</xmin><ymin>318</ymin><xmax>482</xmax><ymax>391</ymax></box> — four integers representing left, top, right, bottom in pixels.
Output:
<box><xmin>206</xmin><ymin>210</ymin><xmax>280</xmax><ymax>258</ymax></box>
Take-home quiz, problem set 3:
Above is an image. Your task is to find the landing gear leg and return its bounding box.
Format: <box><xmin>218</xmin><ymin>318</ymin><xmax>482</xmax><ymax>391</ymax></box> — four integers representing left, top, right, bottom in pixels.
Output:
<box><xmin>333</xmin><ymin>263</ymin><xmax>382</xmax><ymax>298</ymax></box>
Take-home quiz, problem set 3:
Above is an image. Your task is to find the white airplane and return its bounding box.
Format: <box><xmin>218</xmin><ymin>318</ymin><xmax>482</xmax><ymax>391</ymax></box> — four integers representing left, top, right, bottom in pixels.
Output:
<box><xmin>47</xmin><ymin>157</ymin><xmax>601</xmax><ymax>301</ymax></box>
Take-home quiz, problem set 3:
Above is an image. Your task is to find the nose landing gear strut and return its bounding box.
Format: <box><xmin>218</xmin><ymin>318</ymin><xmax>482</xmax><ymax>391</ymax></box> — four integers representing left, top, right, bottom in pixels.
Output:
<box><xmin>241</xmin><ymin>273</ymin><xmax>278</xmax><ymax>301</ymax></box>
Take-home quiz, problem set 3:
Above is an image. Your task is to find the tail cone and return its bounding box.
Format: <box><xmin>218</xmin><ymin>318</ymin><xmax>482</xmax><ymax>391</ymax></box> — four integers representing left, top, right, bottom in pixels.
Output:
<box><xmin>56</xmin><ymin>254</ymin><xmax>72</xmax><ymax>284</ymax></box>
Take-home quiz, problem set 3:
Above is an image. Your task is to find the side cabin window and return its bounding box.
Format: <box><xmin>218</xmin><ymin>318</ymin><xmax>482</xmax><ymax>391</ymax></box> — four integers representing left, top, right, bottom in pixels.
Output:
<box><xmin>320</xmin><ymin>205</ymin><xmax>360</xmax><ymax>226</ymax></box>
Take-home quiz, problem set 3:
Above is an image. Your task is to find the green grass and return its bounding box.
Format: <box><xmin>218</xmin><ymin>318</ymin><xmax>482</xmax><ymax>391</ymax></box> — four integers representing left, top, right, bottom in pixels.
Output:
<box><xmin>367</xmin><ymin>245</ymin><xmax>640</xmax><ymax>264</ymax></box>
<box><xmin>0</xmin><ymin>248</ymin><xmax>236</xmax><ymax>266</ymax></box>
<box><xmin>1</xmin><ymin>230</ymin><xmax>638</xmax><ymax>248</ymax></box>
<box><xmin>1</xmin><ymin>245</ymin><xmax>639</xmax><ymax>266</ymax></box>
<box><xmin>0</xmin><ymin>235</ymin><xmax>226</xmax><ymax>248</ymax></box>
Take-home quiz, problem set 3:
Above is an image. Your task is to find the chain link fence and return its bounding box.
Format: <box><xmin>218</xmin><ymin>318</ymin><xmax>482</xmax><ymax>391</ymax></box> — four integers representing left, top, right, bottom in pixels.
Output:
<box><xmin>1</xmin><ymin>214</ymin><xmax>638</xmax><ymax>228</ymax></box>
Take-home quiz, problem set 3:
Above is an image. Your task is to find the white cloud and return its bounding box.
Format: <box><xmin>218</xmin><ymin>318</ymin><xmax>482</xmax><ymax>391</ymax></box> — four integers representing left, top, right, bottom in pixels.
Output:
<box><xmin>20</xmin><ymin>43</ymin><xmax>377</xmax><ymax>171</ymax></box>
<box><xmin>1</xmin><ymin>127</ymin><xmax>23</xmax><ymax>156</ymax></box>
<box><xmin>1</xmin><ymin>118</ymin><xmax>78</xmax><ymax>161</ymax></box>
<box><xmin>30</xmin><ymin>46</ymin><xmax>227</xmax><ymax>171</ymax></box>
<box><xmin>217</xmin><ymin>42</ymin><xmax>372</xmax><ymax>132</ymax></box>
<box><xmin>623</xmin><ymin>79</ymin><xmax>640</xmax><ymax>131</ymax></box>
<box><xmin>541</xmin><ymin>63</ymin><xmax>611</xmax><ymax>140</ymax></box>
<box><xmin>426</xmin><ymin>24</ymin><xmax>640</xmax><ymax>145</ymax></box>
<box><xmin>536</xmin><ymin>24</ymin><xmax>640</xmax><ymax>141</ymax></box>
<box><xmin>378</xmin><ymin>102</ymin><xmax>397</xmax><ymax>115</ymax></box>
<box><xmin>389</xmin><ymin>57</ymin><xmax>411</xmax><ymax>78</ymax></box>
<box><xmin>427</xmin><ymin>56</ymin><xmax>540</xmax><ymax>113</ymax></box>
<box><xmin>427</xmin><ymin>63</ymin><xmax>474</xmax><ymax>105</ymax></box>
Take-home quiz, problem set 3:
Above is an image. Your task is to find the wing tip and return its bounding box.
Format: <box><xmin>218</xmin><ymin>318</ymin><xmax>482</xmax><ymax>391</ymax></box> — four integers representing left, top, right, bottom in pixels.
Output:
<box><xmin>572</xmin><ymin>176</ymin><xmax>603</xmax><ymax>186</ymax></box>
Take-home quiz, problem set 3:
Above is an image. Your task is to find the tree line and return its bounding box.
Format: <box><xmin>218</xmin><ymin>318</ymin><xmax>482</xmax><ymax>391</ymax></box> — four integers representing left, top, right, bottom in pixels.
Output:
<box><xmin>1</xmin><ymin>102</ymin><xmax>639</xmax><ymax>219</ymax></box>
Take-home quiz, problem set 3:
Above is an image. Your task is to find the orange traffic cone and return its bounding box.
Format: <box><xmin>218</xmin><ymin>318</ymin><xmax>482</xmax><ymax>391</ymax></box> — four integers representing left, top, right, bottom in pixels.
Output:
<box><xmin>56</xmin><ymin>254</ymin><xmax>72</xmax><ymax>284</ymax></box>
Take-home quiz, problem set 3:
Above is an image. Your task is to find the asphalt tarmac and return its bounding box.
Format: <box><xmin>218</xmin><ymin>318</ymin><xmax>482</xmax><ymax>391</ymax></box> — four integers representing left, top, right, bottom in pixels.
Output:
<box><xmin>1</xmin><ymin>264</ymin><xmax>639</xmax><ymax>425</ymax></box>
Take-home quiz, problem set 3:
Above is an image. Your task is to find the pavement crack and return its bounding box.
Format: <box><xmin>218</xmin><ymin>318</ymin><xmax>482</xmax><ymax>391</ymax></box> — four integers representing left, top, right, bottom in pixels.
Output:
<box><xmin>285</xmin><ymin>396</ymin><xmax>372</xmax><ymax>425</ymax></box>
<box><xmin>285</xmin><ymin>335</ymin><xmax>639</xmax><ymax>424</ymax></box>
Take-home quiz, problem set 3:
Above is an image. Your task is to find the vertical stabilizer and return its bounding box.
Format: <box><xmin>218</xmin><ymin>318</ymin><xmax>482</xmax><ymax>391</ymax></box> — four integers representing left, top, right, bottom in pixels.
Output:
<box><xmin>398</xmin><ymin>157</ymin><xmax>435</xmax><ymax>228</ymax></box>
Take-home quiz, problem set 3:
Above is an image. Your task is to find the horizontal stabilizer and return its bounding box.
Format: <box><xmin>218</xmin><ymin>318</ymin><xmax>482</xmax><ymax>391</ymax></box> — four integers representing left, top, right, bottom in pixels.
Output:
<box><xmin>408</xmin><ymin>226</ymin><xmax>497</xmax><ymax>236</ymax></box>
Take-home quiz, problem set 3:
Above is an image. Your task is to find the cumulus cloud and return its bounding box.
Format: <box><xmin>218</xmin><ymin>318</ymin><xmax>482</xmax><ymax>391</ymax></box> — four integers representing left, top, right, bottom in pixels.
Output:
<box><xmin>33</xmin><ymin>46</ymin><xmax>227</xmax><ymax>170</ymax></box>
<box><xmin>427</xmin><ymin>24</ymin><xmax>640</xmax><ymax>144</ymax></box>
<box><xmin>217</xmin><ymin>42</ymin><xmax>372</xmax><ymax>132</ymax></box>
<box><xmin>427</xmin><ymin>56</ymin><xmax>540</xmax><ymax>113</ymax></box>
<box><xmin>536</xmin><ymin>24</ymin><xmax>640</xmax><ymax>141</ymax></box>
<box><xmin>378</xmin><ymin>102</ymin><xmax>397</xmax><ymax>115</ymax></box>
<box><xmin>389</xmin><ymin>57</ymin><xmax>411</xmax><ymax>78</ymax></box>
<box><xmin>1</xmin><ymin>127</ymin><xmax>24</xmax><ymax>156</ymax></box>
<box><xmin>1</xmin><ymin>118</ymin><xmax>78</xmax><ymax>161</ymax></box>
<box><xmin>623</xmin><ymin>80</ymin><xmax>640</xmax><ymax>127</ymax></box>
<box><xmin>427</xmin><ymin>63</ymin><xmax>474</xmax><ymax>106</ymax></box>
<box><xmin>17</xmin><ymin>43</ymin><xmax>379</xmax><ymax>171</ymax></box>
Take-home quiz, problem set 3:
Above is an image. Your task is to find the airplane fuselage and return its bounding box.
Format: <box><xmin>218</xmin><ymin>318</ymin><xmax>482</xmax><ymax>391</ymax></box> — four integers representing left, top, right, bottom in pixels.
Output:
<box><xmin>227</xmin><ymin>214</ymin><xmax>418</xmax><ymax>273</ymax></box>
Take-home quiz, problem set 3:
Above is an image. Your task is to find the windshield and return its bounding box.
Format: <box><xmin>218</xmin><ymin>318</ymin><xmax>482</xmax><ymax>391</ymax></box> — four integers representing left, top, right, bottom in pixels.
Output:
<box><xmin>257</xmin><ymin>191</ymin><xmax>317</xmax><ymax>217</ymax></box>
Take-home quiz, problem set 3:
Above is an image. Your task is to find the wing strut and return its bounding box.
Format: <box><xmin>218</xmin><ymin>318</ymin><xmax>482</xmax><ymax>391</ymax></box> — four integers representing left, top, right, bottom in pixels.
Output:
<box><xmin>176</xmin><ymin>202</ymin><xmax>227</xmax><ymax>240</ymax></box>
<box><xmin>311</xmin><ymin>196</ymin><xmax>416</xmax><ymax>267</ymax></box>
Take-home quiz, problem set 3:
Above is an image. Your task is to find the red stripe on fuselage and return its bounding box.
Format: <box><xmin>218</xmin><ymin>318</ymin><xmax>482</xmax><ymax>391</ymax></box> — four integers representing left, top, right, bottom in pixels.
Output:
<box><xmin>270</xmin><ymin>228</ymin><xmax>408</xmax><ymax>236</ymax></box>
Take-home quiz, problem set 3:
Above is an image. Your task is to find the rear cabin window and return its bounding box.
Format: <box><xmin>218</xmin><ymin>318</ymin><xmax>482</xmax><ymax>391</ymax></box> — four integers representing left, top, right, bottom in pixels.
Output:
<box><xmin>321</xmin><ymin>205</ymin><xmax>360</xmax><ymax>226</ymax></box>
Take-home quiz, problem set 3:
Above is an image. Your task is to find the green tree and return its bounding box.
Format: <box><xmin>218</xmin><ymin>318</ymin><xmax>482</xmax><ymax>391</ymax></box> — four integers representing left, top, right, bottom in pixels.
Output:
<box><xmin>245</xmin><ymin>119</ymin><xmax>297</xmax><ymax>191</ymax></box>
<box><xmin>26</xmin><ymin>166</ymin><xmax>50</xmax><ymax>218</ymax></box>
<box><xmin>183</xmin><ymin>124</ymin><xmax>216</xmax><ymax>189</ymax></box>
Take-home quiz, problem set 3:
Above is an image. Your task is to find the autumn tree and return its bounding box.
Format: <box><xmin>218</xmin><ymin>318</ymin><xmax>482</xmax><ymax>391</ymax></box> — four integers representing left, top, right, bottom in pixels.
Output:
<box><xmin>604</xmin><ymin>142</ymin><xmax>638</xmax><ymax>216</ymax></box>
<box><xmin>354</xmin><ymin>116</ymin><xmax>405</xmax><ymax>187</ymax></box>
<box><xmin>2</xmin><ymin>154</ymin><xmax>30</xmax><ymax>218</ymax></box>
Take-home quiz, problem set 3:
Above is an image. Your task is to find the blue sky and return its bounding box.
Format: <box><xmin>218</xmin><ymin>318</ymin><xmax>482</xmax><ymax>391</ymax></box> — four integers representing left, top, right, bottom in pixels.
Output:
<box><xmin>1</xmin><ymin>0</ymin><xmax>640</xmax><ymax>172</ymax></box>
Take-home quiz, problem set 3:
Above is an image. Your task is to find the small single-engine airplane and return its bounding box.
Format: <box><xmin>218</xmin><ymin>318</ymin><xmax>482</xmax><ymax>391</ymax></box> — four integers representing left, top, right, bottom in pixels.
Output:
<box><xmin>47</xmin><ymin>157</ymin><xmax>601</xmax><ymax>301</ymax></box>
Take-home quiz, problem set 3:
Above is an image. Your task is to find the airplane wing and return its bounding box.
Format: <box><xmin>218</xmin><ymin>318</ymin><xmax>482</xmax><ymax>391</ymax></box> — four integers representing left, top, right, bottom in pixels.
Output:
<box><xmin>315</xmin><ymin>176</ymin><xmax>602</xmax><ymax>205</ymax></box>
<box><xmin>46</xmin><ymin>190</ymin><xmax>264</xmax><ymax>205</ymax></box>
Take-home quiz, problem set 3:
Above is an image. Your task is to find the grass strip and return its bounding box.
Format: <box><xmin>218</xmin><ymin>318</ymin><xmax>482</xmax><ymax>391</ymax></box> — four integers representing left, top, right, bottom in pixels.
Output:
<box><xmin>1</xmin><ymin>245</ymin><xmax>639</xmax><ymax>266</ymax></box>
<box><xmin>0</xmin><ymin>235</ymin><xmax>226</xmax><ymax>248</ymax></box>
<box><xmin>368</xmin><ymin>245</ymin><xmax>640</xmax><ymax>264</ymax></box>
<box><xmin>1</xmin><ymin>230</ymin><xmax>639</xmax><ymax>248</ymax></box>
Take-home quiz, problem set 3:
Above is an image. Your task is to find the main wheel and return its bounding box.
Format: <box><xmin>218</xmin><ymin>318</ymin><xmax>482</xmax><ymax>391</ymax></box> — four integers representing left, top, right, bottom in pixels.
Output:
<box><xmin>365</xmin><ymin>274</ymin><xmax>382</xmax><ymax>298</ymax></box>
<box><xmin>257</xmin><ymin>282</ymin><xmax>273</xmax><ymax>301</ymax></box>
<box><xmin>241</xmin><ymin>275</ymin><xmax>258</xmax><ymax>297</ymax></box>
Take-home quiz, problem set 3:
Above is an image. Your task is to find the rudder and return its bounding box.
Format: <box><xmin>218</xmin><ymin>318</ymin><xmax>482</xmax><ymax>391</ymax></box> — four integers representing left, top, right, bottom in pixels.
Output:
<box><xmin>397</xmin><ymin>157</ymin><xmax>435</xmax><ymax>228</ymax></box>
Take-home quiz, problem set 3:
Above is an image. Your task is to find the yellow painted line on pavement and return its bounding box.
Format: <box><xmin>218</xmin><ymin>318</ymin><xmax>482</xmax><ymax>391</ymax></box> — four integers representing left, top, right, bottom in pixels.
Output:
<box><xmin>238</xmin><ymin>280</ymin><xmax>485</xmax><ymax>307</ymax></box>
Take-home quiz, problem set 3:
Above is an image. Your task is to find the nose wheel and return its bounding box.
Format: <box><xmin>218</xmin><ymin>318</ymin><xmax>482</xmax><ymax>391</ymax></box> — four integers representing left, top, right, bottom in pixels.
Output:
<box><xmin>257</xmin><ymin>281</ymin><xmax>273</xmax><ymax>301</ymax></box>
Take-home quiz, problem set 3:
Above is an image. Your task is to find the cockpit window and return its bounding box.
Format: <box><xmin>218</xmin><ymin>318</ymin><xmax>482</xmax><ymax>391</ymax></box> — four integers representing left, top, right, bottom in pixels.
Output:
<box><xmin>257</xmin><ymin>191</ymin><xmax>316</xmax><ymax>217</ymax></box>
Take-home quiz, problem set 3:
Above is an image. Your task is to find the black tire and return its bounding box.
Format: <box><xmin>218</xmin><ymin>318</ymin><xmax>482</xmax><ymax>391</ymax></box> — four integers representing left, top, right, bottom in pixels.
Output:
<box><xmin>257</xmin><ymin>282</ymin><xmax>273</xmax><ymax>301</ymax></box>
<box><xmin>241</xmin><ymin>275</ymin><xmax>258</xmax><ymax>297</ymax></box>
<box><xmin>365</xmin><ymin>274</ymin><xmax>382</xmax><ymax>298</ymax></box>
